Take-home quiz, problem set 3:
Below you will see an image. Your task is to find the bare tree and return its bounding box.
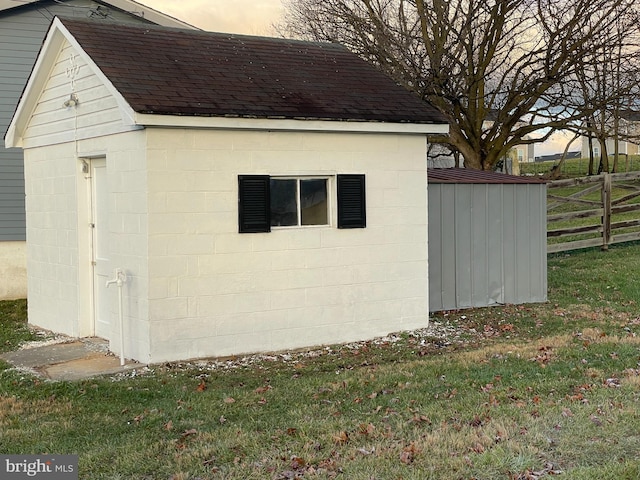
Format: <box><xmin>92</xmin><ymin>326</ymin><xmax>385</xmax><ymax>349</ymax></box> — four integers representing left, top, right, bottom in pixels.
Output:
<box><xmin>571</xmin><ymin>5</ymin><xmax>640</xmax><ymax>175</ymax></box>
<box><xmin>279</xmin><ymin>0</ymin><xmax>640</xmax><ymax>170</ymax></box>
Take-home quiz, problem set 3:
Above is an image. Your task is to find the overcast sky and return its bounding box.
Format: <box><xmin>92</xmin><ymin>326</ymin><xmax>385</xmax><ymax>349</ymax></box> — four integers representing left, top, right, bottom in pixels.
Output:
<box><xmin>136</xmin><ymin>0</ymin><xmax>284</xmax><ymax>36</ymax></box>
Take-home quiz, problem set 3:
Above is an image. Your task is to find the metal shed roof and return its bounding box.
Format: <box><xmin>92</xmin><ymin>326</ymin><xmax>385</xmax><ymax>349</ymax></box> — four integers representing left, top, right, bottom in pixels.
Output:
<box><xmin>428</xmin><ymin>168</ymin><xmax>545</xmax><ymax>184</ymax></box>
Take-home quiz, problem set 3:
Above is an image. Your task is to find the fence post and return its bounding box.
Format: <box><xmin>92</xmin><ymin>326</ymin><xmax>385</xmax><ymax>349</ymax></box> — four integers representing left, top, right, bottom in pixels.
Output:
<box><xmin>601</xmin><ymin>172</ymin><xmax>612</xmax><ymax>250</ymax></box>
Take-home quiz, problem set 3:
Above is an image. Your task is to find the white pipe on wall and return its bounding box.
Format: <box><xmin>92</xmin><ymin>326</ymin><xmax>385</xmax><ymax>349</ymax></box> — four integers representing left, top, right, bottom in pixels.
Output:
<box><xmin>106</xmin><ymin>268</ymin><xmax>127</xmax><ymax>366</ymax></box>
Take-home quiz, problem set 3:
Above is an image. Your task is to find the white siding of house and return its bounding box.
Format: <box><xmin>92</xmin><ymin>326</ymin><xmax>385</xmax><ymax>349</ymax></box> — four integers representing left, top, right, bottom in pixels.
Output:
<box><xmin>581</xmin><ymin>136</ymin><xmax>640</xmax><ymax>159</ymax></box>
<box><xmin>143</xmin><ymin>128</ymin><xmax>429</xmax><ymax>363</ymax></box>
<box><xmin>22</xmin><ymin>41</ymin><xmax>135</xmax><ymax>149</ymax></box>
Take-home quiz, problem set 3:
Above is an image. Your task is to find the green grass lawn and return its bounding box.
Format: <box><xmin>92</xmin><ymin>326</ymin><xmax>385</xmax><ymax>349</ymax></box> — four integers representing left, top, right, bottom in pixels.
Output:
<box><xmin>2</xmin><ymin>245</ymin><xmax>640</xmax><ymax>479</ymax></box>
<box><xmin>0</xmin><ymin>299</ymin><xmax>35</xmax><ymax>354</ymax></box>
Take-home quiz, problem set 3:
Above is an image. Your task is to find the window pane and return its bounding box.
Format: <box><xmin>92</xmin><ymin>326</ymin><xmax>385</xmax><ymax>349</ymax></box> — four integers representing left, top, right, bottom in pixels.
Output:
<box><xmin>270</xmin><ymin>179</ymin><xmax>298</xmax><ymax>226</ymax></box>
<box><xmin>300</xmin><ymin>179</ymin><xmax>328</xmax><ymax>225</ymax></box>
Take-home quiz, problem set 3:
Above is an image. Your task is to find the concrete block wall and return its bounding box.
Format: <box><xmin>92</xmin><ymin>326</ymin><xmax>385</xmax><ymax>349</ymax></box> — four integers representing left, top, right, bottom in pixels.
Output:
<box><xmin>22</xmin><ymin>130</ymin><xmax>152</xmax><ymax>361</ymax></box>
<box><xmin>145</xmin><ymin>128</ymin><xmax>429</xmax><ymax>363</ymax></box>
<box><xmin>23</xmin><ymin>142</ymin><xmax>80</xmax><ymax>335</ymax></box>
<box><xmin>88</xmin><ymin>131</ymin><xmax>151</xmax><ymax>361</ymax></box>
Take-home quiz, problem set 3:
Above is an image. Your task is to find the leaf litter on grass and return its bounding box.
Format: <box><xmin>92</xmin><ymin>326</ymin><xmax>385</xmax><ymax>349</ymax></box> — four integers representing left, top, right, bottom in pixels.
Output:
<box><xmin>109</xmin><ymin>318</ymin><xmax>489</xmax><ymax>381</ymax></box>
<box><xmin>7</xmin><ymin>242</ymin><xmax>640</xmax><ymax>479</ymax></box>
<box><xmin>93</xmin><ymin>301</ymin><xmax>640</xmax><ymax>477</ymax></box>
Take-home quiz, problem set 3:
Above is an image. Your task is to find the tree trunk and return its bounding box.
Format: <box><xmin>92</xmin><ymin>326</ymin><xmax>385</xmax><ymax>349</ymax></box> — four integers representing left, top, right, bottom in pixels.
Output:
<box><xmin>450</xmin><ymin>129</ymin><xmax>483</xmax><ymax>170</ymax></box>
<box><xmin>598</xmin><ymin>139</ymin><xmax>609</xmax><ymax>173</ymax></box>
<box><xmin>543</xmin><ymin>132</ymin><xmax>580</xmax><ymax>180</ymax></box>
<box><xmin>454</xmin><ymin>151</ymin><xmax>461</xmax><ymax>168</ymax></box>
<box><xmin>587</xmin><ymin>118</ymin><xmax>595</xmax><ymax>175</ymax></box>
<box><xmin>463</xmin><ymin>153</ymin><xmax>483</xmax><ymax>170</ymax></box>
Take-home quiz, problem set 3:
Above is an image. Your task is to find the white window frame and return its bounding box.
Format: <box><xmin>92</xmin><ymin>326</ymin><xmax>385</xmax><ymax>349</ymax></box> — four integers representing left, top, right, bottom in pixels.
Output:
<box><xmin>270</xmin><ymin>176</ymin><xmax>332</xmax><ymax>229</ymax></box>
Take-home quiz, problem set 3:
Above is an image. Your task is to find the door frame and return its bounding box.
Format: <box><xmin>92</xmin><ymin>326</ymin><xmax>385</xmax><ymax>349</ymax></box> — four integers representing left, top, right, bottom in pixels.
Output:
<box><xmin>77</xmin><ymin>155</ymin><xmax>107</xmax><ymax>338</ymax></box>
<box><xmin>90</xmin><ymin>157</ymin><xmax>111</xmax><ymax>339</ymax></box>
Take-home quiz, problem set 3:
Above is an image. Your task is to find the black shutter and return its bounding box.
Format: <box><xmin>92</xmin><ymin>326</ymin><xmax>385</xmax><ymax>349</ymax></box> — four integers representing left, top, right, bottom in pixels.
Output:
<box><xmin>337</xmin><ymin>174</ymin><xmax>366</xmax><ymax>229</ymax></box>
<box><xmin>238</xmin><ymin>175</ymin><xmax>271</xmax><ymax>233</ymax></box>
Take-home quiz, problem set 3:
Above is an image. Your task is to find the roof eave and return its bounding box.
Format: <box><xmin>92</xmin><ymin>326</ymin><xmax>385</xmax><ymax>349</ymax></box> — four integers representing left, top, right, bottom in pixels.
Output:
<box><xmin>132</xmin><ymin>112</ymin><xmax>450</xmax><ymax>134</ymax></box>
<box><xmin>0</xmin><ymin>0</ymin><xmax>197</xmax><ymax>29</ymax></box>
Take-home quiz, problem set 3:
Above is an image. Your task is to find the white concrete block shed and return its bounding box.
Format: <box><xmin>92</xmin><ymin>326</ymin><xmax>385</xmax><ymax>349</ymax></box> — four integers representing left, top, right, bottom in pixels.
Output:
<box><xmin>5</xmin><ymin>17</ymin><xmax>448</xmax><ymax>363</ymax></box>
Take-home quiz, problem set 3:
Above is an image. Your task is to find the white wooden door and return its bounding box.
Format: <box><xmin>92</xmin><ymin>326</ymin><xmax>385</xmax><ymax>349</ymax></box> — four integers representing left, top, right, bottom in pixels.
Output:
<box><xmin>91</xmin><ymin>158</ymin><xmax>111</xmax><ymax>339</ymax></box>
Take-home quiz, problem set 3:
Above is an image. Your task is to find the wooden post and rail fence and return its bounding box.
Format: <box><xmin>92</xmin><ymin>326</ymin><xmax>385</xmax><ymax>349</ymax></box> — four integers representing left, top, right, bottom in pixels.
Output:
<box><xmin>547</xmin><ymin>171</ymin><xmax>640</xmax><ymax>253</ymax></box>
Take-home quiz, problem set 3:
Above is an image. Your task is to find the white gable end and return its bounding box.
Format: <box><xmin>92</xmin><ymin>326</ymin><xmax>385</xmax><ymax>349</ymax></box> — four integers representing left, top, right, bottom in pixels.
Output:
<box><xmin>22</xmin><ymin>40</ymin><xmax>141</xmax><ymax>149</ymax></box>
<box><xmin>6</xmin><ymin>19</ymin><xmax>140</xmax><ymax>149</ymax></box>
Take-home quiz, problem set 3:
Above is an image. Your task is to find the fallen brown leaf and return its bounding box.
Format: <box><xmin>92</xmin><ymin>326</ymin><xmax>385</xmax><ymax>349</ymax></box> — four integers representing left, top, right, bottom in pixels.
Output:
<box><xmin>290</xmin><ymin>456</ymin><xmax>306</xmax><ymax>470</ymax></box>
<box><xmin>333</xmin><ymin>431</ymin><xmax>349</xmax><ymax>445</ymax></box>
<box><xmin>470</xmin><ymin>442</ymin><xmax>485</xmax><ymax>454</ymax></box>
<box><xmin>358</xmin><ymin>423</ymin><xmax>375</xmax><ymax>436</ymax></box>
<box><xmin>180</xmin><ymin>428</ymin><xmax>197</xmax><ymax>439</ymax></box>
<box><xmin>400</xmin><ymin>442</ymin><xmax>420</xmax><ymax>464</ymax></box>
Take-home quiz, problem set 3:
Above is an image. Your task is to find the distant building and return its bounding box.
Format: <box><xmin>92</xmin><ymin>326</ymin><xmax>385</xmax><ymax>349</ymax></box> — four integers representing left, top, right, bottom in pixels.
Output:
<box><xmin>535</xmin><ymin>151</ymin><xmax>581</xmax><ymax>163</ymax></box>
<box><xmin>580</xmin><ymin>110</ymin><xmax>640</xmax><ymax>160</ymax></box>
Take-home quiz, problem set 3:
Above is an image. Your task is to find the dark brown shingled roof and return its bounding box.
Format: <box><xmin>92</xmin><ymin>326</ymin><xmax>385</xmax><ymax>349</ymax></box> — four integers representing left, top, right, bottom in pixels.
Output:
<box><xmin>58</xmin><ymin>17</ymin><xmax>446</xmax><ymax>124</ymax></box>
<box><xmin>428</xmin><ymin>168</ymin><xmax>546</xmax><ymax>184</ymax></box>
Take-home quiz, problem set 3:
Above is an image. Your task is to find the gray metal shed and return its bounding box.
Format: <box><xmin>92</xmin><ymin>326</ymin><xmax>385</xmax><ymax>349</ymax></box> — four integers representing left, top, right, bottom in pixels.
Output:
<box><xmin>428</xmin><ymin>169</ymin><xmax>547</xmax><ymax>311</ymax></box>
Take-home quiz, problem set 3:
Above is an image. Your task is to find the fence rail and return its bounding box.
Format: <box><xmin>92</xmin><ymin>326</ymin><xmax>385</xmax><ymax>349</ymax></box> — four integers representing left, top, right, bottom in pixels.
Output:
<box><xmin>547</xmin><ymin>172</ymin><xmax>640</xmax><ymax>253</ymax></box>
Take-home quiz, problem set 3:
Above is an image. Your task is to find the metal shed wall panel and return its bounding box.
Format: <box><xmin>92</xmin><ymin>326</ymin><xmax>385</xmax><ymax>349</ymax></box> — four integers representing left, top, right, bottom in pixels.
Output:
<box><xmin>428</xmin><ymin>181</ymin><xmax>547</xmax><ymax>311</ymax></box>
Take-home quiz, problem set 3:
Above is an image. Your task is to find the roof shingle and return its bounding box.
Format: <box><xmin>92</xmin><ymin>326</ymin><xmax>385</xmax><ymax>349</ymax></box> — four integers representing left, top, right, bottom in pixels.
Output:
<box><xmin>58</xmin><ymin>17</ymin><xmax>446</xmax><ymax>124</ymax></box>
